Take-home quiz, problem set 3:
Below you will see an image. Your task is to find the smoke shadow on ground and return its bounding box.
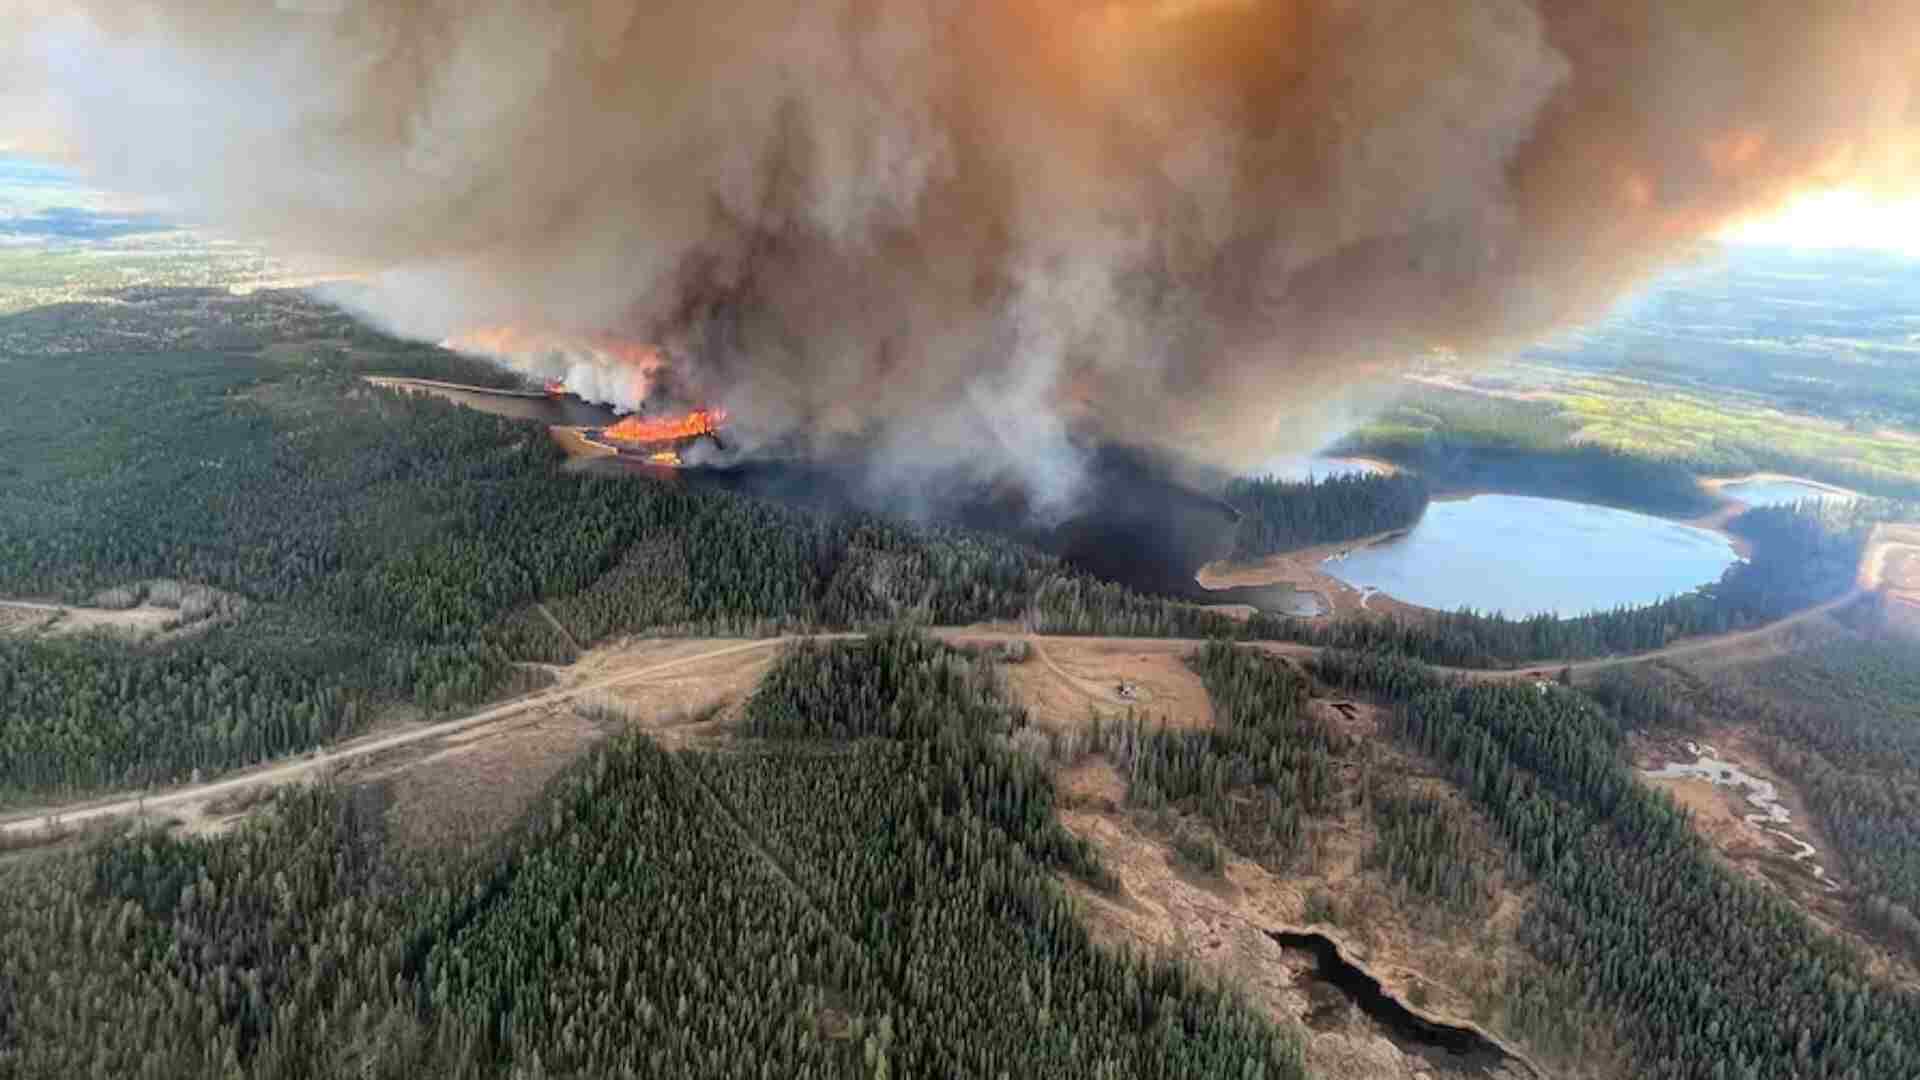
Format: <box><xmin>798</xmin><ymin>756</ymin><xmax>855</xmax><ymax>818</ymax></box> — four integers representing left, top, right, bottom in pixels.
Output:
<box><xmin>593</xmin><ymin>442</ymin><xmax>1324</xmax><ymax>617</ymax></box>
<box><xmin>395</xmin><ymin>384</ymin><xmax>1319</xmax><ymax>615</ymax></box>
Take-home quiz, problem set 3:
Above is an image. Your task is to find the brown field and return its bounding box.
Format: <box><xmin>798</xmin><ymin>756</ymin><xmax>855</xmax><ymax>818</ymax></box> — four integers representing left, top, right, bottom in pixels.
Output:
<box><xmin>1638</xmin><ymin>711</ymin><xmax>1920</xmax><ymax>990</ymax></box>
<box><xmin>1044</xmin><ymin>695</ymin><xmax>1600</xmax><ymax>1080</ymax></box>
<box><xmin>365</xmin><ymin>638</ymin><xmax>780</xmax><ymax>847</ymax></box>
<box><xmin>367</xmin><ymin>706</ymin><xmax>618</xmax><ymax>850</ymax></box>
<box><xmin>0</xmin><ymin>605</ymin><xmax>59</xmax><ymax>636</ymax></box>
<box><xmin>994</xmin><ymin>636</ymin><xmax>1215</xmax><ymax>732</ymax></box>
<box><xmin>0</xmin><ymin>600</ymin><xmax>179</xmax><ymax>641</ymax></box>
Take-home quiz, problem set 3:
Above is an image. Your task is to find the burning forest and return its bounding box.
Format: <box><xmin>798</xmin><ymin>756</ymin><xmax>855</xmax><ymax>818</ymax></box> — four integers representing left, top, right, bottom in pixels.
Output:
<box><xmin>4</xmin><ymin>1</ymin><xmax>1918</xmax><ymax>511</ymax></box>
<box><xmin>584</xmin><ymin>406</ymin><xmax>730</xmax><ymax>467</ymax></box>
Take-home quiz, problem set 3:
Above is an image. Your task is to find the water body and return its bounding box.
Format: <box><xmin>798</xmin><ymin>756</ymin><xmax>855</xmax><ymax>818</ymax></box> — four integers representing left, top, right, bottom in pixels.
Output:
<box><xmin>1721</xmin><ymin>478</ymin><xmax>1852</xmax><ymax>507</ymax></box>
<box><xmin>1322</xmin><ymin>494</ymin><xmax>1737</xmax><ymax>618</ymax></box>
<box><xmin>1269</xmin><ymin>930</ymin><xmax>1518</xmax><ymax>1077</ymax></box>
<box><xmin>1643</xmin><ymin>743</ymin><xmax>1838</xmax><ymax>889</ymax></box>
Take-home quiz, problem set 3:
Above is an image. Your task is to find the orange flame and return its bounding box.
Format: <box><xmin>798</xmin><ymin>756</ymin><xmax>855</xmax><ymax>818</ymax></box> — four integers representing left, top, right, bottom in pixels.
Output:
<box><xmin>602</xmin><ymin>407</ymin><xmax>728</xmax><ymax>444</ymax></box>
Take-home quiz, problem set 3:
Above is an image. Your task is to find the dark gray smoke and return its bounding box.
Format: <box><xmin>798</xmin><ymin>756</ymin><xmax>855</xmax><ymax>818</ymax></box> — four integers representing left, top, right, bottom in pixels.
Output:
<box><xmin>7</xmin><ymin>1</ymin><xmax>1918</xmax><ymax>512</ymax></box>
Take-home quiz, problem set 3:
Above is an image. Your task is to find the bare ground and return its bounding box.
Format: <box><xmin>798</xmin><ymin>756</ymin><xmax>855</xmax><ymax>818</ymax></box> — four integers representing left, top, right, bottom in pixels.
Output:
<box><xmin>991</xmin><ymin>636</ymin><xmax>1215</xmax><ymax>732</ymax></box>
<box><xmin>0</xmin><ymin>599</ymin><xmax>176</xmax><ymax>641</ymax></box>
<box><xmin>0</xmin><ymin>636</ymin><xmax>809</xmax><ymax>842</ymax></box>
<box><xmin>1634</xmin><ymin>723</ymin><xmax>1920</xmax><ymax>990</ymax></box>
<box><xmin>1049</xmin><ymin>731</ymin><xmax>1597</xmax><ymax>1080</ymax></box>
<box><xmin>1196</xmin><ymin>531</ymin><xmax>1426</xmax><ymax>620</ymax></box>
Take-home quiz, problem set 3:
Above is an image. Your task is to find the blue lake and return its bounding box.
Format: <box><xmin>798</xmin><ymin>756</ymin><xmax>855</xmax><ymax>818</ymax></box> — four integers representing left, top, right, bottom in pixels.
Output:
<box><xmin>1721</xmin><ymin>478</ymin><xmax>1851</xmax><ymax>507</ymax></box>
<box><xmin>1321</xmin><ymin>494</ymin><xmax>1738</xmax><ymax>618</ymax></box>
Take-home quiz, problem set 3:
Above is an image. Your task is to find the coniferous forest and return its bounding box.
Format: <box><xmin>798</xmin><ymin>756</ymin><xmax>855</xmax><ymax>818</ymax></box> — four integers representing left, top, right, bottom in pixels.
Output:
<box><xmin>8</xmin><ymin>289</ymin><xmax>1920</xmax><ymax>1078</ymax></box>
<box><xmin>1224</xmin><ymin>471</ymin><xmax>1431</xmax><ymax>558</ymax></box>
<box><xmin>0</xmin><ymin>634</ymin><xmax>1307</xmax><ymax>1078</ymax></box>
<box><xmin>1312</xmin><ymin>646</ymin><xmax>1920</xmax><ymax>1080</ymax></box>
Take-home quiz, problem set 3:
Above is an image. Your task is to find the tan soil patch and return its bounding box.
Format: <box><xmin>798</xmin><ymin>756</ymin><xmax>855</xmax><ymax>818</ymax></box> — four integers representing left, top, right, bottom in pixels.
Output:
<box><xmin>990</xmin><ymin>637</ymin><xmax>1214</xmax><ymax>732</ymax></box>
<box><xmin>1635</xmin><ymin>726</ymin><xmax>1920</xmax><ymax>988</ymax></box>
<box><xmin>1053</xmin><ymin>727</ymin><xmax>1602</xmax><ymax>1079</ymax></box>
<box><xmin>589</xmin><ymin>646</ymin><xmax>780</xmax><ymax>738</ymax></box>
<box><xmin>0</xmin><ymin>605</ymin><xmax>59</xmax><ymax>636</ymax></box>
<box><xmin>1055</xmin><ymin>758</ymin><xmax>1128</xmax><ymax>811</ymax></box>
<box><xmin>0</xmin><ymin>602</ymin><xmax>179</xmax><ymax>641</ymax></box>
<box><xmin>355</xmin><ymin>640</ymin><xmax>778</xmax><ymax>848</ymax></box>
<box><xmin>1197</xmin><ymin>534</ymin><xmax>1435</xmax><ymax>623</ymax></box>
<box><xmin>374</xmin><ymin>706</ymin><xmax>617</xmax><ymax>850</ymax></box>
<box><xmin>1055</xmin><ymin>781</ymin><xmax>1564</xmax><ymax>1079</ymax></box>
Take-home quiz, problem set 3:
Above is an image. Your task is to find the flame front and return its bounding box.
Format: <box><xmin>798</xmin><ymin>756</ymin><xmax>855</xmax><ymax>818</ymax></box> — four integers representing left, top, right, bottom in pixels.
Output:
<box><xmin>602</xmin><ymin>408</ymin><xmax>728</xmax><ymax>445</ymax></box>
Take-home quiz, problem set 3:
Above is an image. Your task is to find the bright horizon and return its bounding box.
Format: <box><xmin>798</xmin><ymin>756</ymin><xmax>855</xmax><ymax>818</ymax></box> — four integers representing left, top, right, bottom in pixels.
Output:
<box><xmin>1721</xmin><ymin>188</ymin><xmax>1920</xmax><ymax>257</ymax></box>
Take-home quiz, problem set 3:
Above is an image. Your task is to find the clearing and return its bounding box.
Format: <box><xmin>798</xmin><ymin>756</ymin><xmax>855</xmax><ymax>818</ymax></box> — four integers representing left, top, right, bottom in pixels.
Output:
<box><xmin>1048</xmin><ymin>696</ymin><xmax>1588</xmax><ymax>1080</ymax></box>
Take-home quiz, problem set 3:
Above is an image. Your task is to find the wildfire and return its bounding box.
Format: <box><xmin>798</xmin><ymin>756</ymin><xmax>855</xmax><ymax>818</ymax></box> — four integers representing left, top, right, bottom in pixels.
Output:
<box><xmin>544</xmin><ymin>379</ymin><xmax>566</xmax><ymax>396</ymax></box>
<box><xmin>601</xmin><ymin>407</ymin><xmax>728</xmax><ymax>445</ymax></box>
<box><xmin>444</xmin><ymin>326</ymin><xmax>666</xmax><ymax>369</ymax></box>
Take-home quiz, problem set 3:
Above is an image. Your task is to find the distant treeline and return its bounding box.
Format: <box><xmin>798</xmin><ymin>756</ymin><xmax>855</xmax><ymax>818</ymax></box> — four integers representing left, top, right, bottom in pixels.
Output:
<box><xmin>1338</xmin><ymin>439</ymin><xmax>1714</xmax><ymax>517</ymax></box>
<box><xmin>1338</xmin><ymin>383</ymin><xmax>1920</xmax><ymax>504</ymax></box>
<box><xmin>1223</xmin><ymin>471</ymin><xmax>1429</xmax><ymax>559</ymax></box>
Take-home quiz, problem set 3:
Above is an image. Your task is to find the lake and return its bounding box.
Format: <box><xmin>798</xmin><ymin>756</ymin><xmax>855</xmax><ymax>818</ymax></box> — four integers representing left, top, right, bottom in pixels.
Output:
<box><xmin>1322</xmin><ymin>494</ymin><xmax>1738</xmax><ymax>618</ymax></box>
<box><xmin>1721</xmin><ymin>478</ymin><xmax>1851</xmax><ymax>507</ymax></box>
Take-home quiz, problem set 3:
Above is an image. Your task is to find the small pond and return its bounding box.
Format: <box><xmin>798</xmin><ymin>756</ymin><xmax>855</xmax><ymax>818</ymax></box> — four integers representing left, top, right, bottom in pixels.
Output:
<box><xmin>1321</xmin><ymin>494</ymin><xmax>1738</xmax><ymax>618</ymax></box>
<box><xmin>1721</xmin><ymin>478</ymin><xmax>1852</xmax><ymax>507</ymax></box>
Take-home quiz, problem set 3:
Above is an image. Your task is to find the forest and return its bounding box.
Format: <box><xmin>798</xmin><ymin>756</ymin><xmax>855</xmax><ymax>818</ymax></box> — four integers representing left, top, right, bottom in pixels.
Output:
<box><xmin>0</xmin><ymin>291</ymin><xmax>1071</xmax><ymax>802</ymax></box>
<box><xmin>1223</xmin><ymin>471</ymin><xmax>1430</xmax><ymax>558</ymax></box>
<box><xmin>1312</xmin><ymin>646</ymin><xmax>1920</xmax><ymax>1079</ymax></box>
<box><xmin>1591</xmin><ymin>623</ymin><xmax>1920</xmax><ymax>961</ymax></box>
<box><xmin>9</xmin><ymin>289</ymin><xmax>1912</xmax><ymax>809</ymax></box>
<box><xmin>0</xmin><ymin>633</ymin><xmax>1307</xmax><ymax>1078</ymax></box>
<box><xmin>1337</xmin><ymin>383</ymin><xmax>1920</xmax><ymax>504</ymax></box>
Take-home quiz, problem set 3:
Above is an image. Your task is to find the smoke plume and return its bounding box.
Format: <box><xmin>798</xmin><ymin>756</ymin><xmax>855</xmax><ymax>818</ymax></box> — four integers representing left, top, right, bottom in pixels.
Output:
<box><xmin>6</xmin><ymin>0</ymin><xmax>1918</xmax><ymax>510</ymax></box>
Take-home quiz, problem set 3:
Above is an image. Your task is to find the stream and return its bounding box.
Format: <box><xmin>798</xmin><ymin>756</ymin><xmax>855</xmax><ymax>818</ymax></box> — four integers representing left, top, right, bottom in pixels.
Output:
<box><xmin>1642</xmin><ymin>742</ymin><xmax>1839</xmax><ymax>889</ymax></box>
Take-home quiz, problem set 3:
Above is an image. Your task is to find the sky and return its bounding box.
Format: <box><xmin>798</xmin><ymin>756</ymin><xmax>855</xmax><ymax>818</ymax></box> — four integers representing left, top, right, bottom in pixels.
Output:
<box><xmin>1720</xmin><ymin>190</ymin><xmax>1920</xmax><ymax>257</ymax></box>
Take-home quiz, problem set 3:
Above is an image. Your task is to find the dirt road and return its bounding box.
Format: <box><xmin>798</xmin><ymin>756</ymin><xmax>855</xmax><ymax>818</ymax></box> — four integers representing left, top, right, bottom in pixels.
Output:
<box><xmin>11</xmin><ymin>523</ymin><xmax>1911</xmax><ymax>840</ymax></box>
<box><xmin>0</xmin><ymin>636</ymin><xmax>814</xmax><ymax>840</ymax></box>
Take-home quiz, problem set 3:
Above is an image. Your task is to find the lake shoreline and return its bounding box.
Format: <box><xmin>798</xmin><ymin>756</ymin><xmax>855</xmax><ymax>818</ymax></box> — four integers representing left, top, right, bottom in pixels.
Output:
<box><xmin>1204</xmin><ymin>488</ymin><xmax>1745</xmax><ymax>623</ymax></box>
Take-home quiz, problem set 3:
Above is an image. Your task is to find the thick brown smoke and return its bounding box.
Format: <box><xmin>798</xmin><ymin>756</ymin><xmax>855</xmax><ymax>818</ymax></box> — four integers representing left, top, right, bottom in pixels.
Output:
<box><xmin>7</xmin><ymin>1</ymin><xmax>1919</xmax><ymax>508</ymax></box>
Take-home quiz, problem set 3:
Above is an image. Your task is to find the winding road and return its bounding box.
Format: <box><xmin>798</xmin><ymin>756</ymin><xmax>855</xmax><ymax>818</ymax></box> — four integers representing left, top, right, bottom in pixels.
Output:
<box><xmin>0</xmin><ymin>637</ymin><xmax>812</xmax><ymax>840</ymax></box>
<box><xmin>7</xmin><ymin>526</ymin><xmax>1912</xmax><ymax>841</ymax></box>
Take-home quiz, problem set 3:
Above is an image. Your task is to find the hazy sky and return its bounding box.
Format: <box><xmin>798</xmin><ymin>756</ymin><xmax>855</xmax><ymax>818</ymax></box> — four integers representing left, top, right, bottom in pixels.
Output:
<box><xmin>1722</xmin><ymin>190</ymin><xmax>1920</xmax><ymax>256</ymax></box>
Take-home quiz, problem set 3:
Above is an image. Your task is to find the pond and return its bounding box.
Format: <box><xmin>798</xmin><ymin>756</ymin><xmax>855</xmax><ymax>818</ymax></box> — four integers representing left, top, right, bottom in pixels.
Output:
<box><xmin>1321</xmin><ymin>494</ymin><xmax>1738</xmax><ymax>618</ymax></box>
<box><xmin>1721</xmin><ymin>478</ymin><xmax>1852</xmax><ymax>507</ymax></box>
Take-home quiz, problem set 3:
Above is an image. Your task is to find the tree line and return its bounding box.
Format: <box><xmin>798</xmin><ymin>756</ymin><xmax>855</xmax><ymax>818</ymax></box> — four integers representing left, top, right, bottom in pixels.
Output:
<box><xmin>1312</xmin><ymin>646</ymin><xmax>1920</xmax><ymax>1079</ymax></box>
<box><xmin>0</xmin><ymin>632</ymin><xmax>1310</xmax><ymax>1078</ymax></box>
<box><xmin>1223</xmin><ymin>471</ymin><xmax>1430</xmax><ymax>559</ymax></box>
